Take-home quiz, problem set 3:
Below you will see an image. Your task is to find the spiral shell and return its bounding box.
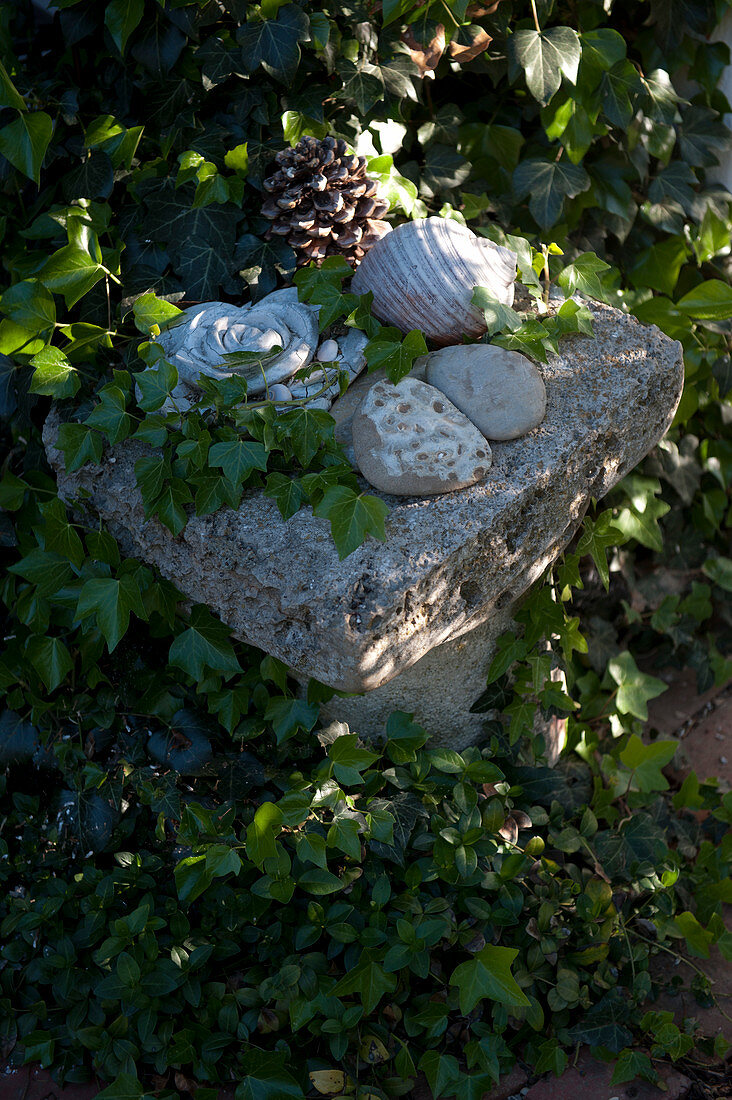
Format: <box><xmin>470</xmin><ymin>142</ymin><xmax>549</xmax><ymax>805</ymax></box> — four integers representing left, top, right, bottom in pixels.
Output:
<box><xmin>350</xmin><ymin>217</ymin><xmax>517</xmax><ymax>347</ymax></box>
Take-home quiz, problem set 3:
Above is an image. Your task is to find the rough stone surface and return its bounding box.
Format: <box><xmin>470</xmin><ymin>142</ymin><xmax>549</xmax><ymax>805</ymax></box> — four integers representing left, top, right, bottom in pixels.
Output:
<box><xmin>351</xmin><ymin>376</ymin><xmax>492</xmax><ymax>496</ymax></box>
<box><xmin>44</xmin><ymin>300</ymin><xmax>684</xmax><ymax>718</ymax></box>
<box><xmin>424</xmin><ymin>343</ymin><xmax>547</xmax><ymax>441</ymax></box>
<box><xmin>330</xmin><ymin>361</ymin><xmax>427</xmax><ymax>468</ymax></box>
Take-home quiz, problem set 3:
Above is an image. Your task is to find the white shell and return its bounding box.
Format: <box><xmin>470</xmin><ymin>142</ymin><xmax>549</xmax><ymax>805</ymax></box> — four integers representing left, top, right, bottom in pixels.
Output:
<box><xmin>351</xmin><ymin>217</ymin><xmax>517</xmax><ymax>347</ymax></box>
<box><xmin>137</xmin><ymin>289</ymin><xmax>368</xmax><ymax>414</ymax></box>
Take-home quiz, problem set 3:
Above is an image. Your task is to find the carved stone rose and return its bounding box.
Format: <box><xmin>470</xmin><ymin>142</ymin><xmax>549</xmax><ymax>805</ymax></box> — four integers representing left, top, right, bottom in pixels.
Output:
<box><xmin>144</xmin><ymin>288</ymin><xmax>367</xmax><ymax>413</ymax></box>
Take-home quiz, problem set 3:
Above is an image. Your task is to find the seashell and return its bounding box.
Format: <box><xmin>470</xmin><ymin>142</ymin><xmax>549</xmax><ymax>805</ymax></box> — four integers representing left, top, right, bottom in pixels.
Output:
<box><xmin>350</xmin><ymin>216</ymin><xmax>517</xmax><ymax>347</ymax></box>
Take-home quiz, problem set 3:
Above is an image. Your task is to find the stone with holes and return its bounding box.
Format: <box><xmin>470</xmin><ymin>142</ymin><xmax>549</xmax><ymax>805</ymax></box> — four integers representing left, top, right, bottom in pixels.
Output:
<box><xmin>351</xmin><ymin>376</ymin><xmax>492</xmax><ymax>496</ymax></box>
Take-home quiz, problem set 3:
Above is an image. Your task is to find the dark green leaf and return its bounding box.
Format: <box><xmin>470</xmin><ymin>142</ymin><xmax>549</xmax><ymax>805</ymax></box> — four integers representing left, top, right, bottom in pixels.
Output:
<box><xmin>313</xmin><ymin>486</ymin><xmax>389</xmax><ymax>560</ymax></box>
<box><xmin>450</xmin><ymin>946</ymin><xmax>530</xmax><ymax>1013</ymax></box>
<box><xmin>1</xmin><ymin>280</ymin><xmax>56</xmax><ymax>335</ymax></box>
<box><xmin>510</xmin><ymin>27</ymin><xmax>581</xmax><ymax>106</ymax></box>
<box><xmin>513</xmin><ymin>158</ymin><xmax>590</xmax><ymax>229</ymax></box>
<box><xmin>237</xmin><ymin>6</ymin><xmax>311</xmax><ymax>85</ymax></box>
<box><xmin>0</xmin><ymin>110</ymin><xmax>53</xmax><ymax>184</ymax></box>
<box><xmin>104</xmin><ymin>0</ymin><xmax>144</xmax><ymax>55</ymax></box>
<box><xmin>29</xmin><ymin>346</ymin><xmax>80</xmax><ymax>398</ymax></box>
<box><xmin>169</xmin><ymin>605</ymin><xmax>241</xmax><ymax>679</ymax></box>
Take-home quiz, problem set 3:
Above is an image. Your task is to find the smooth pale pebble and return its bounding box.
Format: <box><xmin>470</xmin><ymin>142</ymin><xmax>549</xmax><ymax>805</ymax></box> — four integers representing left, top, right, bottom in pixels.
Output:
<box><xmin>317</xmin><ymin>339</ymin><xmax>339</xmax><ymax>362</ymax></box>
<box><xmin>424</xmin><ymin>344</ymin><xmax>546</xmax><ymax>441</ymax></box>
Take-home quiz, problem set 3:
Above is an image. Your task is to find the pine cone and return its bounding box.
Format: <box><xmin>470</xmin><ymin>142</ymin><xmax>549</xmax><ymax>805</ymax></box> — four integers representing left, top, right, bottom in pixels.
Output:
<box><xmin>261</xmin><ymin>135</ymin><xmax>391</xmax><ymax>268</ymax></box>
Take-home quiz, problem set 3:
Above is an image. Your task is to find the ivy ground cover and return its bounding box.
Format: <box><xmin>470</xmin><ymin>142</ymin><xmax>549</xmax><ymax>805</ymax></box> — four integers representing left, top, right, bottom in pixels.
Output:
<box><xmin>1</xmin><ymin>0</ymin><xmax>732</xmax><ymax>1097</ymax></box>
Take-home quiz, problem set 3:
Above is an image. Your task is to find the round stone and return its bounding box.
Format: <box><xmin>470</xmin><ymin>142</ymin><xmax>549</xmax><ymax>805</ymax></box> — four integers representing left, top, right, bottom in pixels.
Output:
<box><xmin>424</xmin><ymin>344</ymin><xmax>546</xmax><ymax>441</ymax></box>
<box><xmin>317</xmin><ymin>339</ymin><xmax>339</xmax><ymax>362</ymax></box>
<box><xmin>351</xmin><ymin>376</ymin><xmax>492</xmax><ymax>497</ymax></box>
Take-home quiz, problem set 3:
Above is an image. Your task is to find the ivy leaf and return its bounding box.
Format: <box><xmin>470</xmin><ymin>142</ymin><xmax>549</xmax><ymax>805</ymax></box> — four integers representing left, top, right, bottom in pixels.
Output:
<box><xmin>0</xmin><ymin>110</ymin><xmax>53</xmax><ymax>184</ymax></box>
<box><xmin>577</xmin><ymin>511</ymin><xmax>625</xmax><ymax>590</ymax></box>
<box><xmin>557</xmin><ymin>252</ymin><xmax>611</xmax><ymax>300</ymax></box>
<box><xmin>95</xmin><ymin>1074</ymin><xmax>144</xmax><ymax>1100</ymax></box>
<box><xmin>57</xmin><ymin>422</ymin><xmax>103</xmax><ymax>473</ymax></box>
<box><xmin>141</xmin><ymin>181</ymin><xmax>241</xmax><ymax>300</ymax></box>
<box><xmin>313</xmin><ymin>486</ymin><xmax>389</xmax><ymax>560</ymax></box>
<box><xmin>335</xmin><ymin>60</ymin><xmax>385</xmax><ymax>115</ymax></box>
<box><xmin>364</xmin><ymin>328</ymin><xmax>428</xmax><ymax>384</ymax></box>
<box><xmin>677</xmin><ymin>279</ymin><xmax>732</xmax><ymax>321</ymax></box>
<box><xmin>471</xmin><ymin>288</ymin><xmax>522</xmax><ymax>336</ymax></box>
<box><xmin>264</xmin><ymin>697</ymin><xmax>319</xmax><ymax>745</ymax></box>
<box><xmin>245</xmin><ymin>802</ymin><xmax>283</xmax><ymax>870</ymax></box>
<box><xmin>328</xmin><ymin>733</ymin><xmax>380</xmax><ymax>786</ymax></box>
<box><xmin>619</xmin><ymin>732</ymin><xmax>676</xmax><ymax>791</ymax></box>
<box><xmin>610</xmin><ymin>1050</ymin><xmax>656</xmax><ymax>1086</ymax></box>
<box><xmin>0</xmin><ymin>353</ymin><xmax>16</xmax><ymax>418</ymax></box>
<box><xmin>418</xmin><ymin>1051</ymin><xmax>462</xmax><ymax>1100</ymax></box>
<box><xmin>566</xmin><ymin>990</ymin><xmax>632</xmax><ymax>1052</ymax></box>
<box><xmin>276</xmin><ymin>406</ymin><xmax>334</xmax><ymax>466</ymax></box>
<box><xmin>135</xmin><ymin>454</ymin><xmax>169</xmax><ymax>506</ymax></box>
<box><xmin>208</xmin><ymin>439</ymin><xmax>269</xmax><ymax>487</ymax></box>
<box><xmin>132</xmin><ymin>291</ymin><xmax>184</xmax><ymax>334</ymax></box>
<box><xmin>9</xmin><ymin>547</ymin><xmax>73</xmax><ymax>599</ymax></box>
<box><xmin>235</xmin><ymin>1050</ymin><xmax>304</xmax><ymax>1100</ymax></box>
<box><xmin>85</xmin><ymin>385</ymin><xmax>131</xmax><ymax>445</ymax></box>
<box><xmin>510</xmin><ymin>27</ymin><xmax>581</xmax><ymax>106</ymax></box>
<box><xmin>450</xmin><ymin>945</ymin><xmax>530</xmax><ymax>1014</ymax></box>
<box><xmin>36</xmin><ymin>498</ymin><xmax>85</xmax><ymax>568</ymax></box>
<box><xmin>0</xmin><ymin>58</ymin><xmax>27</xmax><ymax>111</ymax></box>
<box><xmin>614</xmin><ymin>489</ymin><xmax>670</xmax><ymax>552</ymax></box>
<box><xmin>104</xmin><ymin>0</ymin><xmax>144</xmax><ymax>55</ymax></box>
<box><xmin>599</xmin><ymin>59</ymin><xmax>642</xmax><ymax>128</ymax></box>
<box><xmin>155</xmin><ymin>478</ymin><xmax>194</xmax><ymax>534</ymax></box>
<box><xmin>702</xmin><ymin>556</ymin><xmax>732</xmax><ymax>591</ymax></box>
<box><xmin>1</xmin><ymin>279</ymin><xmax>56</xmax><ymax>335</ymax></box>
<box><xmin>25</xmin><ymin>635</ymin><xmax>73</xmax><ymax>692</ymax></box>
<box><xmin>237</xmin><ymin>5</ymin><xmax>311</xmax><ymax>85</ymax></box>
<box><xmin>513</xmin><ymin>158</ymin><xmax>590</xmax><ymax>229</ymax></box>
<box><xmin>169</xmin><ymin>605</ymin><xmax>241</xmax><ymax>679</ymax></box>
<box><xmin>608</xmin><ymin>653</ymin><xmax>667</xmax><ymax>721</ymax></box>
<box><xmin>76</xmin><ymin>575</ymin><xmax>146</xmax><ymax>652</ymax></box>
<box><xmin>134</xmin><ymin>361</ymin><xmax>179</xmax><ymax>412</ymax></box>
<box><xmin>40</xmin><ymin>244</ymin><xmax>106</xmax><ymax>308</ymax></box>
<box><xmin>264</xmin><ymin>472</ymin><xmax>306</xmax><ymax>520</ymax></box>
<box><xmin>29</xmin><ymin>347</ymin><xmax>80</xmax><ymax>399</ymax></box>
<box><xmin>236</xmin><ymin>232</ymin><xmax>296</xmax><ymax>300</ymax></box>
<box><xmin>331</xmin><ymin>951</ymin><xmax>397</xmax><ymax>1014</ymax></box>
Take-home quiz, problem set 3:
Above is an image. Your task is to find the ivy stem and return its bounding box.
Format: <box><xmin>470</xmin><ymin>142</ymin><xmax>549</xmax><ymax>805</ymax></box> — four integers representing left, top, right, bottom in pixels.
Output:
<box><xmin>530</xmin><ymin>0</ymin><xmax>541</xmax><ymax>32</ymax></box>
<box><xmin>632</xmin><ymin>930</ymin><xmax>732</xmax><ymax>1020</ymax></box>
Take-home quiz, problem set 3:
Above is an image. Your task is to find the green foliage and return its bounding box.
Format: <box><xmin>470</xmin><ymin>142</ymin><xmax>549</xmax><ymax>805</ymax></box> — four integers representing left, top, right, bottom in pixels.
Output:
<box><xmin>1</xmin><ymin>0</ymin><xmax>732</xmax><ymax>1093</ymax></box>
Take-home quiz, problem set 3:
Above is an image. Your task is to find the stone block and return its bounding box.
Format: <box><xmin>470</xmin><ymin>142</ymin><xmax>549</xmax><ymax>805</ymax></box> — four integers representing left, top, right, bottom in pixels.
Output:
<box><xmin>43</xmin><ymin>300</ymin><xmax>683</xmax><ymax>745</ymax></box>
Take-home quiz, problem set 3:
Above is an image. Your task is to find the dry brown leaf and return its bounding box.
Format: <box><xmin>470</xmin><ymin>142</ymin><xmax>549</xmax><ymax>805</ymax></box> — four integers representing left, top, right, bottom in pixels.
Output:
<box><xmin>448</xmin><ymin>27</ymin><xmax>492</xmax><ymax>64</ymax></box>
<box><xmin>401</xmin><ymin>24</ymin><xmax>446</xmax><ymax>78</ymax></box>
<box><xmin>467</xmin><ymin>0</ymin><xmax>506</xmax><ymax>15</ymax></box>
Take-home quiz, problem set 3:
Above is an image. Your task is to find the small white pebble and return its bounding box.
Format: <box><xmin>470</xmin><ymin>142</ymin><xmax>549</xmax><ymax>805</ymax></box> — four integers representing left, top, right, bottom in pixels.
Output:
<box><xmin>720</xmin><ymin>756</ymin><xmax>728</xmax><ymax>765</ymax></box>
<box><xmin>316</xmin><ymin>339</ymin><xmax>339</xmax><ymax>362</ymax></box>
<box><xmin>269</xmin><ymin>383</ymin><xmax>293</xmax><ymax>402</ymax></box>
